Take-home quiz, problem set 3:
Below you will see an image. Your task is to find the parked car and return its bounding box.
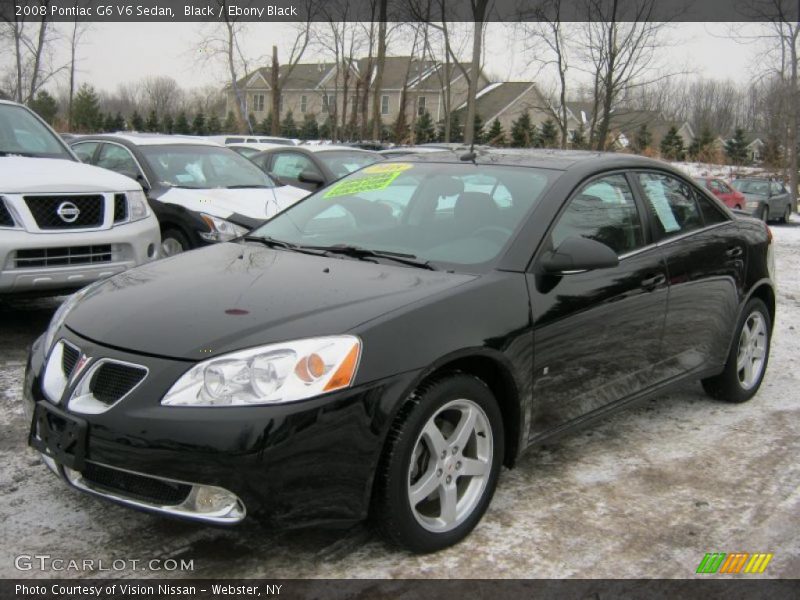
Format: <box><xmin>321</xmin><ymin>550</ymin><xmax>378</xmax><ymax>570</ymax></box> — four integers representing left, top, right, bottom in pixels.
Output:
<box><xmin>0</xmin><ymin>100</ymin><xmax>160</xmax><ymax>296</ymax></box>
<box><xmin>70</xmin><ymin>134</ymin><xmax>308</xmax><ymax>256</ymax></box>
<box><xmin>226</xmin><ymin>142</ymin><xmax>285</xmax><ymax>160</ymax></box>
<box><xmin>249</xmin><ymin>145</ymin><xmax>383</xmax><ymax>192</ymax></box>
<box><xmin>25</xmin><ymin>151</ymin><xmax>774</xmax><ymax>553</ymax></box>
<box><xmin>731</xmin><ymin>178</ymin><xmax>793</xmax><ymax>223</ymax></box>
<box><xmin>206</xmin><ymin>135</ymin><xmax>297</xmax><ymax>146</ymax></box>
<box><xmin>378</xmin><ymin>146</ymin><xmax>453</xmax><ymax>159</ymax></box>
<box><xmin>693</xmin><ymin>177</ymin><xmax>746</xmax><ymax>210</ymax></box>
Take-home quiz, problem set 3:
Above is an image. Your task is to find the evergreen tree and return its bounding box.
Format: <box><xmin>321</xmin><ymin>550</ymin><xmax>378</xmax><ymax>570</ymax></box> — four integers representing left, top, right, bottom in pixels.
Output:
<box><xmin>570</xmin><ymin>123</ymin><xmax>587</xmax><ymax>149</ymax></box>
<box><xmin>540</xmin><ymin>118</ymin><xmax>559</xmax><ymax>148</ymax></box>
<box><xmin>688</xmin><ymin>126</ymin><xmax>714</xmax><ymax>161</ymax></box>
<box><xmin>72</xmin><ymin>84</ymin><xmax>102</xmax><ymax>132</ymax></box>
<box><xmin>486</xmin><ymin>118</ymin><xmax>505</xmax><ymax>146</ymax></box>
<box><xmin>29</xmin><ymin>90</ymin><xmax>58</xmax><ymax>125</ymax></box>
<box><xmin>112</xmin><ymin>112</ymin><xmax>125</xmax><ymax>131</ymax></box>
<box><xmin>259</xmin><ymin>113</ymin><xmax>273</xmax><ymax>135</ymax></box>
<box><xmin>94</xmin><ymin>112</ymin><xmax>106</xmax><ymax>132</ymax></box>
<box><xmin>130</xmin><ymin>110</ymin><xmax>145</xmax><ymax>131</ymax></box>
<box><xmin>725</xmin><ymin>127</ymin><xmax>749</xmax><ymax>165</ymax></box>
<box><xmin>161</xmin><ymin>113</ymin><xmax>174</xmax><ymax>134</ymax></box>
<box><xmin>174</xmin><ymin>111</ymin><xmax>191</xmax><ymax>134</ymax></box>
<box><xmin>763</xmin><ymin>135</ymin><xmax>781</xmax><ymax>167</ymax></box>
<box><xmin>207</xmin><ymin>113</ymin><xmax>222</xmax><ymax>135</ymax></box>
<box><xmin>659</xmin><ymin>126</ymin><xmax>685</xmax><ymax>160</ymax></box>
<box><xmin>438</xmin><ymin>113</ymin><xmax>463</xmax><ymax>143</ymax></box>
<box><xmin>223</xmin><ymin>111</ymin><xmax>237</xmax><ymax>133</ymax></box>
<box><xmin>414</xmin><ymin>110</ymin><xmax>436</xmax><ymax>144</ymax></box>
<box><xmin>103</xmin><ymin>112</ymin><xmax>117</xmax><ymax>132</ymax></box>
<box><xmin>473</xmin><ymin>113</ymin><xmax>485</xmax><ymax>144</ymax></box>
<box><xmin>510</xmin><ymin>110</ymin><xmax>534</xmax><ymax>147</ymax></box>
<box><xmin>633</xmin><ymin>123</ymin><xmax>652</xmax><ymax>153</ymax></box>
<box><xmin>281</xmin><ymin>110</ymin><xmax>298</xmax><ymax>138</ymax></box>
<box><xmin>319</xmin><ymin>115</ymin><xmax>335</xmax><ymax>140</ymax></box>
<box><xmin>145</xmin><ymin>109</ymin><xmax>160</xmax><ymax>132</ymax></box>
<box><xmin>192</xmin><ymin>112</ymin><xmax>207</xmax><ymax>135</ymax></box>
<box><xmin>299</xmin><ymin>113</ymin><xmax>319</xmax><ymax>140</ymax></box>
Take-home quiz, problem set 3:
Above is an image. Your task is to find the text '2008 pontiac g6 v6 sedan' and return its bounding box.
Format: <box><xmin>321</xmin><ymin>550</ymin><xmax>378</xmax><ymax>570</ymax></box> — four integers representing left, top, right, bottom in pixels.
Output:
<box><xmin>24</xmin><ymin>150</ymin><xmax>775</xmax><ymax>553</ymax></box>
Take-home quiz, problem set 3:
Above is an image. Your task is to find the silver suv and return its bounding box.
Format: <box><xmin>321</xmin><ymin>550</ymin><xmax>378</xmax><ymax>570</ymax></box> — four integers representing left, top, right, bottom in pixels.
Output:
<box><xmin>0</xmin><ymin>100</ymin><xmax>160</xmax><ymax>295</ymax></box>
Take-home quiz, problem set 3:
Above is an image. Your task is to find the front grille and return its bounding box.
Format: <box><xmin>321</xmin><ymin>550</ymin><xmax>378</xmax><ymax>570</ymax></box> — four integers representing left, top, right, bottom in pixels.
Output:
<box><xmin>113</xmin><ymin>194</ymin><xmax>127</xmax><ymax>223</ymax></box>
<box><xmin>24</xmin><ymin>195</ymin><xmax>105</xmax><ymax>229</ymax></box>
<box><xmin>62</xmin><ymin>344</ymin><xmax>80</xmax><ymax>378</ymax></box>
<box><xmin>0</xmin><ymin>198</ymin><xmax>13</xmax><ymax>227</ymax></box>
<box><xmin>81</xmin><ymin>463</ymin><xmax>191</xmax><ymax>505</ymax></box>
<box><xmin>13</xmin><ymin>245</ymin><xmax>113</xmax><ymax>268</ymax></box>
<box><xmin>89</xmin><ymin>362</ymin><xmax>147</xmax><ymax>405</ymax></box>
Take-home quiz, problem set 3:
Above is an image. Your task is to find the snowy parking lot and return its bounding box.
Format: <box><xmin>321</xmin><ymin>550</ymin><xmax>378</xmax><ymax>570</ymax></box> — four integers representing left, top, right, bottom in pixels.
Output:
<box><xmin>1</xmin><ymin>219</ymin><xmax>799</xmax><ymax>579</ymax></box>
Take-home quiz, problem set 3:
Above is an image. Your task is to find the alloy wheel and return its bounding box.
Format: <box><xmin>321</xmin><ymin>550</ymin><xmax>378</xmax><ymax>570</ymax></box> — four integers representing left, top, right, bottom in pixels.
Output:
<box><xmin>161</xmin><ymin>238</ymin><xmax>185</xmax><ymax>257</ymax></box>
<box><xmin>736</xmin><ymin>311</ymin><xmax>767</xmax><ymax>390</ymax></box>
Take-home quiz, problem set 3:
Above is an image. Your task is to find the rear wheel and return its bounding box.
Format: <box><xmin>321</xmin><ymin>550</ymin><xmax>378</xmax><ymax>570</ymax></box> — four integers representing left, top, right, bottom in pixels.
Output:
<box><xmin>780</xmin><ymin>205</ymin><xmax>792</xmax><ymax>223</ymax></box>
<box><xmin>702</xmin><ymin>298</ymin><xmax>771</xmax><ymax>403</ymax></box>
<box><xmin>734</xmin><ymin>204</ymin><xmax>742</xmax><ymax>210</ymax></box>
<box><xmin>160</xmin><ymin>229</ymin><xmax>190</xmax><ymax>257</ymax></box>
<box><xmin>372</xmin><ymin>374</ymin><xmax>504</xmax><ymax>553</ymax></box>
<box><xmin>760</xmin><ymin>205</ymin><xmax>769</xmax><ymax>222</ymax></box>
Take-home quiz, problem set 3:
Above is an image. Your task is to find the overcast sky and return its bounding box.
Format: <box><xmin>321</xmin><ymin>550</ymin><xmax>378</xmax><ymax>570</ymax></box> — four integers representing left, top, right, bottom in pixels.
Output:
<box><xmin>40</xmin><ymin>22</ymin><xmax>770</xmax><ymax>95</ymax></box>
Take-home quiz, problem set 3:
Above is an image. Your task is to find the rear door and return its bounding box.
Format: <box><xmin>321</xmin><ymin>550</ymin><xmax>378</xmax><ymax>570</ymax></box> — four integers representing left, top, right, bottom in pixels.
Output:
<box><xmin>634</xmin><ymin>171</ymin><xmax>745</xmax><ymax>378</ymax></box>
<box><xmin>527</xmin><ymin>172</ymin><xmax>669</xmax><ymax>436</ymax></box>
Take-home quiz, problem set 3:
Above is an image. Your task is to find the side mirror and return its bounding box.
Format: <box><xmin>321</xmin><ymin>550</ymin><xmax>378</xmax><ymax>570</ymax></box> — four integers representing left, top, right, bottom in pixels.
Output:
<box><xmin>298</xmin><ymin>170</ymin><xmax>325</xmax><ymax>187</ymax></box>
<box><xmin>135</xmin><ymin>173</ymin><xmax>150</xmax><ymax>193</ymax></box>
<box><xmin>540</xmin><ymin>237</ymin><xmax>619</xmax><ymax>274</ymax></box>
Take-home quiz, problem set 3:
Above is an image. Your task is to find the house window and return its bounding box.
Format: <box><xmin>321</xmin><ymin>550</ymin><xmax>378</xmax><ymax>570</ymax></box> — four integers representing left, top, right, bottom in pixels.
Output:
<box><xmin>322</xmin><ymin>94</ymin><xmax>336</xmax><ymax>114</ymax></box>
<box><xmin>300</xmin><ymin>95</ymin><xmax>307</xmax><ymax>113</ymax></box>
<box><xmin>253</xmin><ymin>94</ymin><xmax>265</xmax><ymax>113</ymax></box>
<box><xmin>381</xmin><ymin>95</ymin><xmax>389</xmax><ymax>115</ymax></box>
<box><xmin>417</xmin><ymin>96</ymin><xmax>426</xmax><ymax>116</ymax></box>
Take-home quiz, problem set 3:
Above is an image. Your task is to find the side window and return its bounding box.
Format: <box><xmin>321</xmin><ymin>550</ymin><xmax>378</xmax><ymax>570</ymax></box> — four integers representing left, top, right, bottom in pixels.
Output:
<box><xmin>718</xmin><ymin>180</ymin><xmax>734</xmax><ymax>194</ymax></box>
<box><xmin>71</xmin><ymin>142</ymin><xmax>99</xmax><ymax>163</ymax></box>
<box><xmin>271</xmin><ymin>153</ymin><xmax>321</xmax><ymax>179</ymax></box>
<box><xmin>770</xmin><ymin>181</ymin><xmax>785</xmax><ymax>195</ymax></box>
<box><xmin>551</xmin><ymin>174</ymin><xmax>644</xmax><ymax>255</ymax></box>
<box><xmin>638</xmin><ymin>172</ymin><xmax>703</xmax><ymax>238</ymax></box>
<box><xmin>96</xmin><ymin>144</ymin><xmax>141</xmax><ymax>177</ymax></box>
<box><xmin>695</xmin><ymin>193</ymin><xmax>729</xmax><ymax>226</ymax></box>
<box><xmin>708</xmin><ymin>180</ymin><xmax>722</xmax><ymax>193</ymax></box>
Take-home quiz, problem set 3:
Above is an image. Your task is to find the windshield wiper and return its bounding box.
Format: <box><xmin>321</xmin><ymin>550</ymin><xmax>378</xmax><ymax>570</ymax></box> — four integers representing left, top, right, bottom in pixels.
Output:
<box><xmin>303</xmin><ymin>244</ymin><xmax>436</xmax><ymax>270</ymax></box>
<box><xmin>0</xmin><ymin>151</ymin><xmax>36</xmax><ymax>157</ymax></box>
<box><xmin>241</xmin><ymin>235</ymin><xmax>328</xmax><ymax>256</ymax></box>
<box><xmin>226</xmin><ymin>184</ymin><xmax>270</xmax><ymax>189</ymax></box>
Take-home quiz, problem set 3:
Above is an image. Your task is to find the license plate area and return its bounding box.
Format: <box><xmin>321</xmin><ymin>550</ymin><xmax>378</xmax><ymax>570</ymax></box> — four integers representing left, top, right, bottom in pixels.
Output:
<box><xmin>29</xmin><ymin>401</ymin><xmax>88</xmax><ymax>471</ymax></box>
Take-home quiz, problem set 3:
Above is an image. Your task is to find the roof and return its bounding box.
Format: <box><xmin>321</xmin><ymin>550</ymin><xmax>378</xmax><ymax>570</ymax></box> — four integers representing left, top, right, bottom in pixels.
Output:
<box><xmin>235</xmin><ymin>62</ymin><xmax>339</xmax><ymax>91</ymax></box>
<box><xmin>260</xmin><ymin>145</ymin><xmax>379</xmax><ymax>155</ymax></box>
<box><xmin>453</xmin><ymin>82</ymin><xmax>546</xmax><ymax>122</ymax></box>
<box><xmin>564</xmin><ymin>101</ymin><xmax>595</xmax><ymax>125</ymax></box>
<box><xmin>77</xmin><ymin>133</ymin><xmax>221</xmax><ymax>147</ymax></box>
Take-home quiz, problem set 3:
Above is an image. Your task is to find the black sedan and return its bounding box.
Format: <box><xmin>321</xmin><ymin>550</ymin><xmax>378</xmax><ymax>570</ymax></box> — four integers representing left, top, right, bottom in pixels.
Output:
<box><xmin>24</xmin><ymin>151</ymin><xmax>775</xmax><ymax>553</ymax></box>
<box><xmin>249</xmin><ymin>145</ymin><xmax>383</xmax><ymax>191</ymax></box>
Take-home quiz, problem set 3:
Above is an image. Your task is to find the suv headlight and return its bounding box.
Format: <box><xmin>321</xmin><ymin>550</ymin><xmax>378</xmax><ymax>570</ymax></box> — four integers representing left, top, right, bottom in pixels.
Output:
<box><xmin>126</xmin><ymin>190</ymin><xmax>150</xmax><ymax>221</ymax></box>
<box><xmin>42</xmin><ymin>280</ymin><xmax>105</xmax><ymax>355</ymax></box>
<box><xmin>162</xmin><ymin>336</ymin><xmax>361</xmax><ymax>407</ymax></box>
<box><xmin>199</xmin><ymin>213</ymin><xmax>248</xmax><ymax>242</ymax></box>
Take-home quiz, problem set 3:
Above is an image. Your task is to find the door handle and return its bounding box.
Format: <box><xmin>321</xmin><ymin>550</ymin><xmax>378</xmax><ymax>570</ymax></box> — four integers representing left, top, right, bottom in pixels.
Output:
<box><xmin>640</xmin><ymin>274</ymin><xmax>666</xmax><ymax>290</ymax></box>
<box><xmin>726</xmin><ymin>246</ymin><xmax>743</xmax><ymax>258</ymax></box>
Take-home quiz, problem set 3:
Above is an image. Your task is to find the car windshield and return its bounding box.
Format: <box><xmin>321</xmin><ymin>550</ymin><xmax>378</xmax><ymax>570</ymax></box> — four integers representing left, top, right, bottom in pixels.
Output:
<box><xmin>139</xmin><ymin>144</ymin><xmax>274</xmax><ymax>189</ymax></box>
<box><xmin>316</xmin><ymin>150</ymin><xmax>382</xmax><ymax>178</ymax></box>
<box><xmin>732</xmin><ymin>180</ymin><xmax>769</xmax><ymax>195</ymax></box>
<box><xmin>249</xmin><ymin>162</ymin><xmax>556</xmax><ymax>270</ymax></box>
<box><xmin>0</xmin><ymin>104</ymin><xmax>73</xmax><ymax>159</ymax></box>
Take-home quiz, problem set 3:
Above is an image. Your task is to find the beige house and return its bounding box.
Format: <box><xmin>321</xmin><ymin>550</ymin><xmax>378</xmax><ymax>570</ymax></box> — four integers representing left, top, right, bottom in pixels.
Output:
<box><xmin>225</xmin><ymin>56</ymin><xmax>489</xmax><ymax>132</ymax></box>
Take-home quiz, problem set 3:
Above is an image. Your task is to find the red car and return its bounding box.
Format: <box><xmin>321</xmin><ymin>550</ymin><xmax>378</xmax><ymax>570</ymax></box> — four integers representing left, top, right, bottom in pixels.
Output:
<box><xmin>694</xmin><ymin>177</ymin><xmax>747</xmax><ymax>210</ymax></box>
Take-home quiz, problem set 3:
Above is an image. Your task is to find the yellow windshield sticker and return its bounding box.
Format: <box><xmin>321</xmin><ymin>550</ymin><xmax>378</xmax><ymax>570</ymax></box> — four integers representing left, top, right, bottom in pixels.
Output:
<box><xmin>362</xmin><ymin>162</ymin><xmax>413</xmax><ymax>174</ymax></box>
<box><xmin>324</xmin><ymin>163</ymin><xmax>413</xmax><ymax>199</ymax></box>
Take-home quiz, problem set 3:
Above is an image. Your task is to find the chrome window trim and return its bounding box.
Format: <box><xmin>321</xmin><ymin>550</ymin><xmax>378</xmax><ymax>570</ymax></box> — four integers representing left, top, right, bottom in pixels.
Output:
<box><xmin>616</xmin><ymin>221</ymin><xmax>729</xmax><ymax>262</ymax></box>
<box><xmin>93</xmin><ymin>140</ymin><xmax>152</xmax><ymax>190</ymax></box>
<box><xmin>67</xmin><ymin>357</ymin><xmax>149</xmax><ymax>415</ymax></box>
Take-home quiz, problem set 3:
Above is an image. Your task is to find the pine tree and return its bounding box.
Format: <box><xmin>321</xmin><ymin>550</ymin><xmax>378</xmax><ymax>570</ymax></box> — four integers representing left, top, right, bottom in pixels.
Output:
<box><xmin>659</xmin><ymin>126</ymin><xmax>685</xmax><ymax>160</ymax></box>
<box><xmin>486</xmin><ymin>118</ymin><xmax>505</xmax><ymax>146</ymax></box>
<box><xmin>281</xmin><ymin>110</ymin><xmax>298</xmax><ymax>138</ymax></box>
<box><xmin>300</xmin><ymin>113</ymin><xmax>319</xmax><ymax>140</ymax></box>
<box><xmin>319</xmin><ymin>115</ymin><xmax>336</xmax><ymax>140</ymax></box>
<box><xmin>112</xmin><ymin>112</ymin><xmax>125</xmax><ymax>131</ymax></box>
<box><xmin>725</xmin><ymin>127</ymin><xmax>749</xmax><ymax>165</ymax></box>
<box><xmin>259</xmin><ymin>114</ymin><xmax>273</xmax><ymax>135</ymax></box>
<box><xmin>161</xmin><ymin>113</ymin><xmax>174</xmax><ymax>134</ymax></box>
<box><xmin>223</xmin><ymin>111</ymin><xmax>237</xmax><ymax>133</ymax></box>
<box><xmin>633</xmin><ymin>124</ymin><xmax>652</xmax><ymax>153</ymax></box>
<box><xmin>174</xmin><ymin>111</ymin><xmax>191</xmax><ymax>134</ymax></box>
<box><xmin>94</xmin><ymin>112</ymin><xmax>106</xmax><ymax>132</ymax></box>
<box><xmin>540</xmin><ymin>118</ymin><xmax>559</xmax><ymax>148</ymax></box>
<box><xmin>130</xmin><ymin>110</ymin><xmax>145</xmax><ymax>131</ymax></box>
<box><xmin>510</xmin><ymin>110</ymin><xmax>534</xmax><ymax>147</ymax></box>
<box><xmin>414</xmin><ymin>110</ymin><xmax>436</xmax><ymax>144</ymax></box>
<box><xmin>473</xmin><ymin>113</ymin><xmax>485</xmax><ymax>144</ymax></box>
<box><xmin>688</xmin><ymin>126</ymin><xmax>715</xmax><ymax>161</ymax></box>
<box><xmin>103</xmin><ymin>113</ymin><xmax>117</xmax><ymax>132</ymax></box>
<box><xmin>192</xmin><ymin>111</ymin><xmax>207</xmax><ymax>135</ymax></box>
<box><xmin>29</xmin><ymin>90</ymin><xmax>59</xmax><ymax>125</ymax></box>
<box><xmin>72</xmin><ymin>84</ymin><xmax>102</xmax><ymax>132</ymax></box>
<box><xmin>570</xmin><ymin>123</ymin><xmax>587</xmax><ymax>149</ymax></box>
<box><xmin>206</xmin><ymin>114</ymin><xmax>222</xmax><ymax>135</ymax></box>
<box><xmin>145</xmin><ymin>110</ymin><xmax>160</xmax><ymax>132</ymax></box>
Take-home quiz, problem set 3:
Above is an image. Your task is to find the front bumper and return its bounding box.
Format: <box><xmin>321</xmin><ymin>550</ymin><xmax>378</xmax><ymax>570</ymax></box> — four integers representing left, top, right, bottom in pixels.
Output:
<box><xmin>0</xmin><ymin>215</ymin><xmax>160</xmax><ymax>295</ymax></box>
<box><xmin>24</xmin><ymin>330</ymin><xmax>418</xmax><ymax>527</ymax></box>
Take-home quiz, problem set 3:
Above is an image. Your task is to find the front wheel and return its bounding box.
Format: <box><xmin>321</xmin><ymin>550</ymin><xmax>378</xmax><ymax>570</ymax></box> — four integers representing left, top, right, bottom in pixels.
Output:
<box><xmin>702</xmin><ymin>298</ymin><xmax>771</xmax><ymax>403</ymax></box>
<box><xmin>372</xmin><ymin>374</ymin><xmax>504</xmax><ymax>553</ymax></box>
<box><xmin>160</xmin><ymin>229</ymin><xmax>190</xmax><ymax>257</ymax></box>
<box><xmin>760</xmin><ymin>206</ymin><xmax>769</xmax><ymax>222</ymax></box>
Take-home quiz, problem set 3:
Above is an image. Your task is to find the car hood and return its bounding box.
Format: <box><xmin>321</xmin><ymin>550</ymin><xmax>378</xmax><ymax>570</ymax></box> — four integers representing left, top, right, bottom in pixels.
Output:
<box><xmin>155</xmin><ymin>185</ymin><xmax>308</xmax><ymax>221</ymax></box>
<box><xmin>65</xmin><ymin>242</ymin><xmax>476</xmax><ymax>359</ymax></box>
<box><xmin>0</xmin><ymin>157</ymin><xmax>139</xmax><ymax>192</ymax></box>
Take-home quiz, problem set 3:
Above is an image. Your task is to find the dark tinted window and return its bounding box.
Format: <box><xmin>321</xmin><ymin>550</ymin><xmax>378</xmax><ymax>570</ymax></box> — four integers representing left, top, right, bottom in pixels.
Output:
<box><xmin>696</xmin><ymin>193</ymin><xmax>728</xmax><ymax>225</ymax></box>
<box><xmin>552</xmin><ymin>174</ymin><xmax>643</xmax><ymax>255</ymax></box>
<box><xmin>638</xmin><ymin>172</ymin><xmax>702</xmax><ymax>239</ymax></box>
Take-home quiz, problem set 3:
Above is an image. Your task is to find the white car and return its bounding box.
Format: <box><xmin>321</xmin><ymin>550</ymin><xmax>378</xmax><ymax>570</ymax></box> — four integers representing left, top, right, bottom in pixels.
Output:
<box><xmin>205</xmin><ymin>135</ymin><xmax>298</xmax><ymax>146</ymax></box>
<box><xmin>70</xmin><ymin>133</ymin><xmax>308</xmax><ymax>256</ymax></box>
<box><xmin>0</xmin><ymin>100</ymin><xmax>160</xmax><ymax>296</ymax></box>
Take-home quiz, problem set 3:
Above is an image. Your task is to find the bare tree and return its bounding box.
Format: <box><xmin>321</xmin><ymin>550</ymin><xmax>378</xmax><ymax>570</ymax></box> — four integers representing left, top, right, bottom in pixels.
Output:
<box><xmin>371</xmin><ymin>0</ymin><xmax>388</xmax><ymax>140</ymax></box>
<box><xmin>142</xmin><ymin>76</ymin><xmax>182</xmax><ymax>118</ymax></box>
<box><xmin>64</xmin><ymin>5</ymin><xmax>91</xmax><ymax>129</ymax></box>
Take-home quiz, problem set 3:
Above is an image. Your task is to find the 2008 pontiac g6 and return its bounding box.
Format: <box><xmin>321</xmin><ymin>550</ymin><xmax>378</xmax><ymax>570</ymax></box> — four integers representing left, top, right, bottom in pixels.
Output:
<box><xmin>24</xmin><ymin>151</ymin><xmax>775</xmax><ymax>552</ymax></box>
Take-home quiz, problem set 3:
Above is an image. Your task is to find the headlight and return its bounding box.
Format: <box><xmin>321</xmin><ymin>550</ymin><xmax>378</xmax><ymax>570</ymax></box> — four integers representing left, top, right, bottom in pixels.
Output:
<box><xmin>162</xmin><ymin>336</ymin><xmax>361</xmax><ymax>407</ymax></box>
<box><xmin>746</xmin><ymin>201</ymin><xmax>760</xmax><ymax>209</ymax></box>
<box><xmin>199</xmin><ymin>213</ymin><xmax>249</xmax><ymax>242</ymax></box>
<box><xmin>43</xmin><ymin>281</ymin><xmax>104</xmax><ymax>355</ymax></box>
<box><xmin>126</xmin><ymin>190</ymin><xmax>150</xmax><ymax>221</ymax></box>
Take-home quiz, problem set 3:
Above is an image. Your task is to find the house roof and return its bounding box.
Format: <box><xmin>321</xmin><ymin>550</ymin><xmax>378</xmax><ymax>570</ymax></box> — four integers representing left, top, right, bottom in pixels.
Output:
<box><xmin>233</xmin><ymin>62</ymin><xmax>340</xmax><ymax>91</ymax></box>
<box><xmin>453</xmin><ymin>82</ymin><xmax>547</xmax><ymax>122</ymax></box>
<box><xmin>564</xmin><ymin>101</ymin><xmax>595</xmax><ymax>125</ymax></box>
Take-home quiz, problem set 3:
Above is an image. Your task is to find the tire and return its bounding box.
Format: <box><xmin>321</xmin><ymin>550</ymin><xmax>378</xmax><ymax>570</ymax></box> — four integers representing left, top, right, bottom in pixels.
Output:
<box><xmin>702</xmin><ymin>298</ymin><xmax>771</xmax><ymax>403</ymax></box>
<box><xmin>734</xmin><ymin>204</ymin><xmax>742</xmax><ymax>211</ymax></box>
<box><xmin>160</xmin><ymin>228</ymin><xmax>190</xmax><ymax>257</ymax></box>
<box><xmin>760</xmin><ymin>205</ymin><xmax>769</xmax><ymax>223</ymax></box>
<box><xmin>372</xmin><ymin>374</ymin><xmax>504</xmax><ymax>553</ymax></box>
<box><xmin>780</xmin><ymin>205</ymin><xmax>792</xmax><ymax>223</ymax></box>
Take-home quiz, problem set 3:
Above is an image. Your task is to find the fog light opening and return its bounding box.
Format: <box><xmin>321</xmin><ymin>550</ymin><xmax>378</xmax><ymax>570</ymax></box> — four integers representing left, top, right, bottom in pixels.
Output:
<box><xmin>189</xmin><ymin>485</ymin><xmax>244</xmax><ymax>517</ymax></box>
<box><xmin>147</xmin><ymin>243</ymin><xmax>157</xmax><ymax>259</ymax></box>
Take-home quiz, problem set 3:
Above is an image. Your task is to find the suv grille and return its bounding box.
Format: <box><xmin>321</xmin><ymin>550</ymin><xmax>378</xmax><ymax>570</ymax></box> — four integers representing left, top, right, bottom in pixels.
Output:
<box><xmin>89</xmin><ymin>362</ymin><xmax>147</xmax><ymax>405</ymax></box>
<box><xmin>24</xmin><ymin>195</ymin><xmax>105</xmax><ymax>229</ymax></box>
<box><xmin>82</xmin><ymin>463</ymin><xmax>191</xmax><ymax>505</ymax></box>
<box><xmin>0</xmin><ymin>198</ymin><xmax>13</xmax><ymax>227</ymax></box>
<box><xmin>113</xmin><ymin>194</ymin><xmax>127</xmax><ymax>223</ymax></box>
<box><xmin>62</xmin><ymin>343</ymin><xmax>80</xmax><ymax>378</ymax></box>
<box><xmin>13</xmin><ymin>245</ymin><xmax>112</xmax><ymax>268</ymax></box>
